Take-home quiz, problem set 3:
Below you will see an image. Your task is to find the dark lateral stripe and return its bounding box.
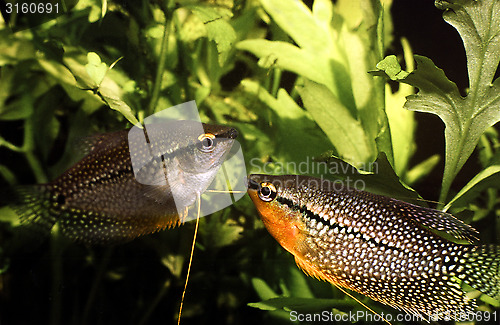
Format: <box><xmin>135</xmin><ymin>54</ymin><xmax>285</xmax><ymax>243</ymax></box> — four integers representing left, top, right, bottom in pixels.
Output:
<box><xmin>276</xmin><ymin>196</ymin><xmax>399</xmax><ymax>251</ymax></box>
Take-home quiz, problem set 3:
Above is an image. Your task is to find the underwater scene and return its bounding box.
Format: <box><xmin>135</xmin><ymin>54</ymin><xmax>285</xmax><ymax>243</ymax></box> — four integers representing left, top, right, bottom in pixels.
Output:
<box><xmin>0</xmin><ymin>0</ymin><xmax>499</xmax><ymax>324</ymax></box>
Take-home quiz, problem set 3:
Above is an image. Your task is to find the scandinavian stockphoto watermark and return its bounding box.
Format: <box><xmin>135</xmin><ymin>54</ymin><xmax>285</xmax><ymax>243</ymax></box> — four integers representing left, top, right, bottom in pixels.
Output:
<box><xmin>249</xmin><ymin>156</ymin><xmax>379</xmax><ymax>192</ymax></box>
<box><xmin>249</xmin><ymin>156</ymin><xmax>379</xmax><ymax>176</ymax></box>
<box><xmin>128</xmin><ymin>100</ymin><xmax>247</xmax><ymax>222</ymax></box>
<box><xmin>289</xmin><ymin>310</ymin><xmax>498</xmax><ymax>323</ymax></box>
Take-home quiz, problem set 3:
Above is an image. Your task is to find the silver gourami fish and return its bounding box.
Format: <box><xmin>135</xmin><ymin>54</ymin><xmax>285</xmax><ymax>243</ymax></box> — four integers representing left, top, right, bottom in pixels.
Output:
<box><xmin>5</xmin><ymin>121</ymin><xmax>238</xmax><ymax>244</ymax></box>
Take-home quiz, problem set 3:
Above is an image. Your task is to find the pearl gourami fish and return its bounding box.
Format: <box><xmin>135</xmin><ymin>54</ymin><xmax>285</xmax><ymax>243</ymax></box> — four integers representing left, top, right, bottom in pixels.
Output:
<box><xmin>248</xmin><ymin>174</ymin><xmax>499</xmax><ymax>320</ymax></box>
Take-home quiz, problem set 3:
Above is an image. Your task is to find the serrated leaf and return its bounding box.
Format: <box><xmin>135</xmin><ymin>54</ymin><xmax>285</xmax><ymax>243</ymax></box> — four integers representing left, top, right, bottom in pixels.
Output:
<box><xmin>439</xmin><ymin>0</ymin><xmax>500</xmax><ymax>97</ymax></box>
<box><xmin>188</xmin><ymin>6</ymin><xmax>236</xmax><ymax>66</ymax></box>
<box><xmin>373</xmin><ymin>55</ymin><xmax>409</xmax><ymax>80</ymax></box>
<box><xmin>373</xmin><ymin>0</ymin><xmax>500</xmax><ymax>204</ymax></box>
<box><xmin>321</xmin><ymin>153</ymin><xmax>422</xmax><ymax>205</ymax></box>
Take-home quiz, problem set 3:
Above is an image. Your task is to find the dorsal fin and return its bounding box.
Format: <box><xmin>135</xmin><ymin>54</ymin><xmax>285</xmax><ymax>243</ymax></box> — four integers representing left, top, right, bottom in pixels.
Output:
<box><xmin>390</xmin><ymin>198</ymin><xmax>479</xmax><ymax>243</ymax></box>
<box><xmin>78</xmin><ymin>129</ymin><xmax>128</xmax><ymax>155</ymax></box>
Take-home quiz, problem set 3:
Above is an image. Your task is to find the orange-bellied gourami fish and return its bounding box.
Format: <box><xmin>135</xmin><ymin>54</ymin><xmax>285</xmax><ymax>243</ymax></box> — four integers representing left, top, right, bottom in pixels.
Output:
<box><xmin>247</xmin><ymin>174</ymin><xmax>499</xmax><ymax>320</ymax></box>
<box><xmin>3</xmin><ymin>121</ymin><xmax>238</xmax><ymax>244</ymax></box>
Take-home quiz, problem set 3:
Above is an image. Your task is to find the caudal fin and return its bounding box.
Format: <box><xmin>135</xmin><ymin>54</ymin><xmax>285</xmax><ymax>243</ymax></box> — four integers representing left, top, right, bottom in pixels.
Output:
<box><xmin>459</xmin><ymin>245</ymin><xmax>500</xmax><ymax>301</ymax></box>
<box><xmin>3</xmin><ymin>185</ymin><xmax>57</xmax><ymax>234</ymax></box>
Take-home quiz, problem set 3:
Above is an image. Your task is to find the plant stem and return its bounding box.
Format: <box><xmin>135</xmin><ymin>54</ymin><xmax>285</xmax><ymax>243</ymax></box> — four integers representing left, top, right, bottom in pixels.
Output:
<box><xmin>25</xmin><ymin>151</ymin><xmax>48</xmax><ymax>183</ymax></box>
<box><xmin>0</xmin><ymin>137</ymin><xmax>23</xmax><ymax>152</ymax></box>
<box><xmin>438</xmin><ymin>116</ymin><xmax>474</xmax><ymax>209</ymax></box>
<box><xmin>50</xmin><ymin>224</ymin><xmax>63</xmax><ymax>325</ymax></box>
<box><xmin>138</xmin><ymin>278</ymin><xmax>171</xmax><ymax>325</ymax></box>
<box><xmin>81</xmin><ymin>247</ymin><xmax>113</xmax><ymax>325</ymax></box>
<box><xmin>373</xmin><ymin>0</ymin><xmax>394</xmax><ymax>167</ymax></box>
<box><xmin>149</xmin><ymin>8</ymin><xmax>173</xmax><ymax>116</ymax></box>
<box><xmin>271</xmin><ymin>68</ymin><xmax>282</xmax><ymax>98</ymax></box>
<box><xmin>23</xmin><ymin>117</ymin><xmax>48</xmax><ymax>183</ymax></box>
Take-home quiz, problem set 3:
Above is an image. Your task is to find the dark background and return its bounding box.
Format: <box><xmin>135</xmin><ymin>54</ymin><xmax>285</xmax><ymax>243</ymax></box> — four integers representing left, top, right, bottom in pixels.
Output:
<box><xmin>391</xmin><ymin>0</ymin><xmax>493</xmax><ymax>201</ymax></box>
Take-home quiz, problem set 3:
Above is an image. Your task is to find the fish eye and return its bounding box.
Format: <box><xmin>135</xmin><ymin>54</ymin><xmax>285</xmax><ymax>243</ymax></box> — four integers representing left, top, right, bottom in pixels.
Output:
<box><xmin>258</xmin><ymin>182</ymin><xmax>277</xmax><ymax>202</ymax></box>
<box><xmin>197</xmin><ymin>133</ymin><xmax>216</xmax><ymax>153</ymax></box>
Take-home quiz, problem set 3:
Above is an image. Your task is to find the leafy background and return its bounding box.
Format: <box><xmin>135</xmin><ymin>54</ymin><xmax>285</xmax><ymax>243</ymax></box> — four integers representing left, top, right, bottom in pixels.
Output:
<box><xmin>0</xmin><ymin>0</ymin><xmax>499</xmax><ymax>324</ymax></box>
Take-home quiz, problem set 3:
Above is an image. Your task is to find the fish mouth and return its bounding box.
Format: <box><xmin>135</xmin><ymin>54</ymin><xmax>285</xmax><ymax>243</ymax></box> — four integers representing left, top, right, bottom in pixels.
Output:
<box><xmin>247</xmin><ymin>175</ymin><xmax>261</xmax><ymax>191</ymax></box>
<box><xmin>247</xmin><ymin>174</ymin><xmax>273</xmax><ymax>191</ymax></box>
<box><xmin>247</xmin><ymin>174</ymin><xmax>280</xmax><ymax>190</ymax></box>
<box><xmin>204</xmin><ymin>125</ymin><xmax>238</xmax><ymax>140</ymax></box>
<box><xmin>224</xmin><ymin>128</ymin><xmax>238</xmax><ymax>140</ymax></box>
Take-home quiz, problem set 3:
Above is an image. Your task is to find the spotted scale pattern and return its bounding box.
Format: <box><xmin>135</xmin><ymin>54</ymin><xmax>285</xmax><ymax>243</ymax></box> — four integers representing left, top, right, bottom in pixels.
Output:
<box><xmin>248</xmin><ymin>174</ymin><xmax>500</xmax><ymax>320</ymax></box>
<box><xmin>8</xmin><ymin>122</ymin><xmax>237</xmax><ymax>244</ymax></box>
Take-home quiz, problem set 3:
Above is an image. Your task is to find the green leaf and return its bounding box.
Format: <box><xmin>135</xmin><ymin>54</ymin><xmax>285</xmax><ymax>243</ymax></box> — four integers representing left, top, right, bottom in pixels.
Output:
<box><xmin>251</xmin><ymin>277</ymin><xmax>279</xmax><ymax>300</ymax></box>
<box><xmin>373</xmin><ymin>0</ymin><xmax>500</xmax><ymax>205</ymax></box>
<box><xmin>405</xmin><ymin>154</ymin><xmax>440</xmax><ymax>185</ymax></box>
<box><xmin>146</xmin><ymin>25</ymin><xmax>164</xmax><ymax>39</ymax></box>
<box><xmin>240</xmin><ymin>80</ymin><xmax>332</xmax><ymax>168</ymax></box>
<box><xmin>248</xmin><ymin>297</ymin><xmax>352</xmax><ymax>312</ymax></box>
<box><xmin>0</xmin><ymin>95</ymin><xmax>33</xmax><ymax>120</ymax></box>
<box><xmin>444</xmin><ymin>165</ymin><xmax>500</xmax><ymax>212</ymax></box>
<box><xmin>200</xmin><ymin>216</ymin><xmax>243</xmax><ymax>248</ymax></box>
<box><xmin>285</xmin><ymin>267</ymin><xmax>314</xmax><ymax>299</ymax></box>
<box><xmin>321</xmin><ymin>153</ymin><xmax>423</xmax><ymax>205</ymax></box>
<box><xmin>85</xmin><ymin>0</ymin><xmax>106</xmax><ymax>23</ymax></box>
<box><xmin>0</xmin><ymin>206</ymin><xmax>20</xmax><ymax>226</ymax></box>
<box><xmin>297</xmin><ymin>79</ymin><xmax>375</xmax><ymax>168</ymax></box>
<box><xmin>373</xmin><ymin>55</ymin><xmax>409</xmax><ymax>80</ymax></box>
<box><xmin>188</xmin><ymin>6</ymin><xmax>236</xmax><ymax>66</ymax></box>
<box><xmin>0</xmin><ymin>66</ymin><xmax>34</xmax><ymax>120</ymax></box>
<box><xmin>438</xmin><ymin>0</ymin><xmax>500</xmax><ymax>98</ymax></box>
<box><xmin>0</xmin><ymin>164</ymin><xmax>17</xmax><ymax>185</ymax></box>
<box><xmin>385</xmin><ymin>39</ymin><xmax>416</xmax><ymax>177</ymax></box>
<box><xmin>65</xmin><ymin>53</ymin><xmax>139</xmax><ymax>125</ymax></box>
<box><xmin>99</xmin><ymin>90</ymin><xmax>140</xmax><ymax>126</ymax></box>
<box><xmin>386</xmin><ymin>83</ymin><xmax>416</xmax><ymax>176</ymax></box>
<box><xmin>32</xmin><ymin>88</ymin><xmax>62</xmax><ymax>161</ymax></box>
<box><xmin>236</xmin><ymin>0</ymin><xmax>349</xmax><ymax>99</ymax></box>
<box><xmin>237</xmin><ymin>0</ymin><xmax>395</xmax><ymax>167</ymax></box>
<box><xmin>85</xmin><ymin>52</ymin><xmax>107</xmax><ymax>87</ymax></box>
<box><xmin>38</xmin><ymin>59</ymin><xmax>77</xmax><ymax>86</ymax></box>
<box><xmin>259</xmin><ymin>0</ymin><xmax>331</xmax><ymax>54</ymax></box>
<box><xmin>237</xmin><ymin>39</ymin><xmax>335</xmax><ymax>91</ymax></box>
